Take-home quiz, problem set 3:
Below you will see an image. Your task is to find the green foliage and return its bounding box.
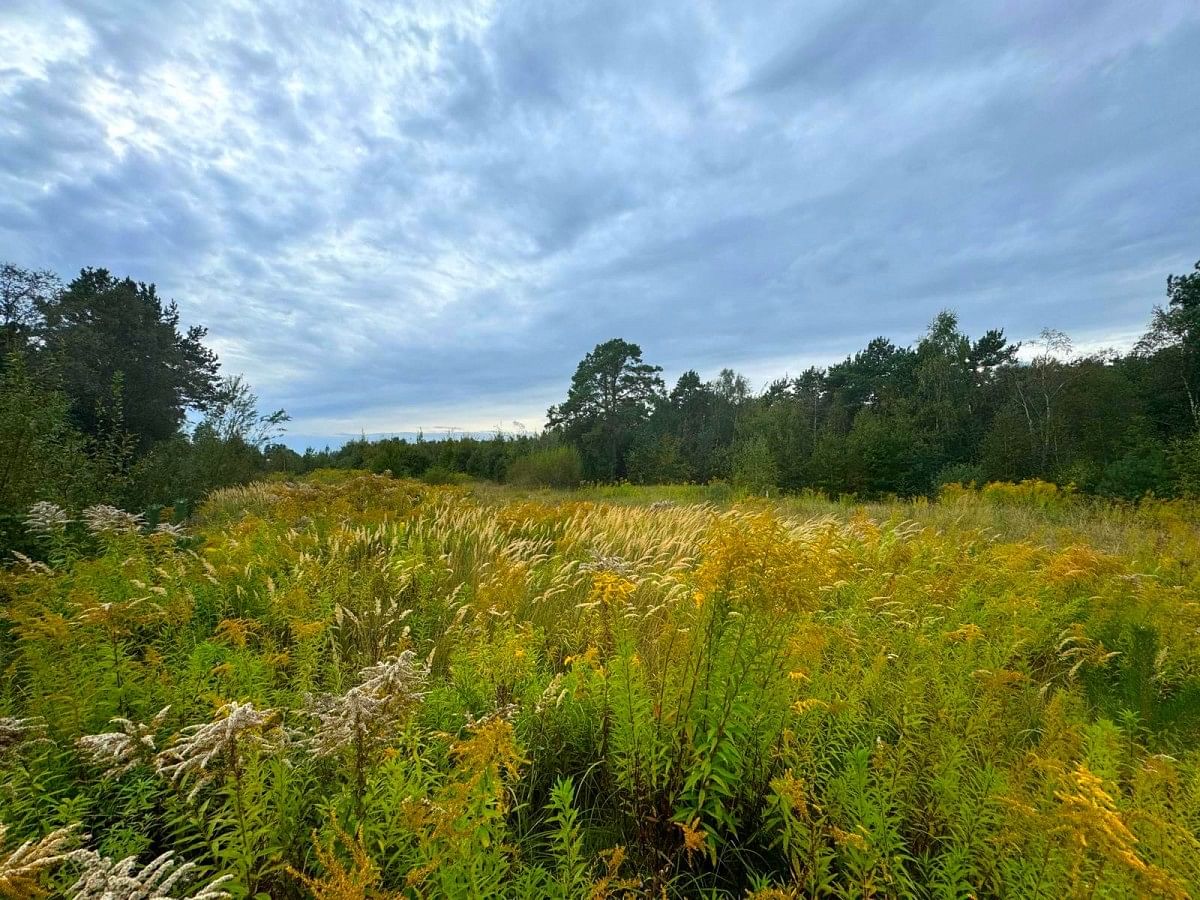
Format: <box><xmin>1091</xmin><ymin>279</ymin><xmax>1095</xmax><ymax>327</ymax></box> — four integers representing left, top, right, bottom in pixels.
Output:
<box><xmin>3</xmin><ymin>475</ymin><xmax>1200</xmax><ymax>896</ymax></box>
<box><xmin>529</xmin><ymin>258</ymin><xmax>1200</xmax><ymax>501</ymax></box>
<box><xmin>0</xmin><ymin>261</ymin><xmax>292</xmax><ymax>522</ymax></box>
<box><xmin>1168</xmin><ymin>431</ymin><xmax>1200</xmax><ymax>496</ymax></box>
<box><xmin>37</xmin><ymin>267</ymin><xmax>220</xmax><ymax>450</ymax></box>
<box><xmin>1095</xmin><ymin>441</ymin><xmax>1172</xmax><ymax>499</ymax></box>
<box><xmin>935</xmin><ymin>461</ymin><xmax>984</xmax><ymax>488</ymax></box>
<box><xmin>0</xmin><ymin>355</ymin><xmax>106</xmax><ymax>553</ymax></box>
<box><xmin>420</xmin><ymin>465</ymin><xmax>471</xmax><ymax>486</ymax></box>
<box><xmin>505</xmin><ymin>446</ymin><xmax>583</xmax><ymax>489</ymax></box>
<box><xmin>546</xmin><ymin>338</ymin><xmax>664</xmax><ymax>480</ymax></box>
<box><xmin>845</xmin><ymin>410</ymin><xmax>932</xmax><ymax>496</ymax></box>
<box><xmin>731</xmin><ymin>434</ymin><xmax>778</xmax><ymax>494</ymax></box>
<box><xmin>544</xmin><ymin>777</ymin><xmax>589</xmax><ymax>898</ymax></box>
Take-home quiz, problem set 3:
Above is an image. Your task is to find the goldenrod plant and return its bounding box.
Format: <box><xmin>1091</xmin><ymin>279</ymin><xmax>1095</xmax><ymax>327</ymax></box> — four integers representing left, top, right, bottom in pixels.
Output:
<box><xmin>2</xmin><ymin>472</ymin><xmax>1200</xmax><ymax>896</ymax></box>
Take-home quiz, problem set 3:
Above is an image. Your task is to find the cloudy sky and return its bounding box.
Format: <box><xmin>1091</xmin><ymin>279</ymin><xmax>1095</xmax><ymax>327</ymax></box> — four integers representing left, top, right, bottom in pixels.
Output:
<box><xmin>3</xmin><ymin>1</ymin><xmax>1199</xmax><ymax>448</ymax></box>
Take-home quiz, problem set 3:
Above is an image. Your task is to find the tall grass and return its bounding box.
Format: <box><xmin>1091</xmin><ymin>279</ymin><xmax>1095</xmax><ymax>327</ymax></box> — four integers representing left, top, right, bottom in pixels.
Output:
<box><xmin>2</xmin><ymin>471</ymin><xmax>1199</xmax><ymax>896</ymax></box>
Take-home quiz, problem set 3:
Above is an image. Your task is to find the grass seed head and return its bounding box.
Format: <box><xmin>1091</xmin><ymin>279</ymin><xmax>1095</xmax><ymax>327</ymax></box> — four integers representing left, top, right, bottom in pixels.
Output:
<box><xmin>25</xmin><ymin>501</ymin><xmax>71</xmax><ymax>534</ymax></box>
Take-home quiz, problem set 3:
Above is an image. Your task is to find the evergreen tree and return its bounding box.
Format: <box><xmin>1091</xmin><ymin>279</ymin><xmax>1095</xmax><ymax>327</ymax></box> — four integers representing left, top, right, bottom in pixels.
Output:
<box><xmin>547</xmin><ymin>339</ymin><xmax>664</xmax><ymax>479</ymax></box>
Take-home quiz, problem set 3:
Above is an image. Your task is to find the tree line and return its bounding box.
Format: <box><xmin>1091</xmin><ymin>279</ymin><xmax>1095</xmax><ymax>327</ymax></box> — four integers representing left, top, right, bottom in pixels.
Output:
<box><xmin>546</xmin><ymin>260</ymin><xmax>1200</xmax><ymax>498</ymax></box>
<box><xmin>168</xmin><ymin>254</ymin><xmax>1200</xmax><ymax>500</ymax></box>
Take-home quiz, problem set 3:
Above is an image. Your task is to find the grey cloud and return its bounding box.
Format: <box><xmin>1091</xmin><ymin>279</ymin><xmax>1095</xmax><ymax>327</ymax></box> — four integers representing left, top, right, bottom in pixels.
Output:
<box><xmin>2</xmin><ymin>0</ymin><xmax>1199</xmax><ymax>445</ymax></box>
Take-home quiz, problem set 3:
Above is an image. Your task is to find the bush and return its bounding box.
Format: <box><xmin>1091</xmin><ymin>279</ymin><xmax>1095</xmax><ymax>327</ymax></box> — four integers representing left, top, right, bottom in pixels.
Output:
<box><xmin>844</xmin><ymin>411</ymin><xmax>933</xmax><ymax>496</ymax></box>
<box><xmin>0</xmin><ymin>354</ymin><xmax>107</xmax><ymax>553</ymax></box>
<box><xmin>935</xmin><ymin>462</ymin><xmax>984</xmax><ymax>489</ymax></box>
<box><xmin>980</xmin><ymin>478</ymin><xmax>1077</xmax><ymax>508</ymax></box>
<box><xmin>730</xmin><ymin>435</ymin><xmax>778</xmax><ymax>494</ymax></box>
<box><xmin>1096</xmin><ymin>443</ymin><xmax>1172</xmax><ymax>500</ymax></box>
<box><xmin>420</xmin><ymin>465</ymin><xmax>470</xmax><ymax>486</ymax></box>
<box><xmin>505</xmin><ymin>446</ymin><xmax>583</xmax><ymax>489</ymax></box>
<box><xmin>1169</xmin><ymin>432</ymin><xmax>1200</xmax><ymax>497</ymax></box>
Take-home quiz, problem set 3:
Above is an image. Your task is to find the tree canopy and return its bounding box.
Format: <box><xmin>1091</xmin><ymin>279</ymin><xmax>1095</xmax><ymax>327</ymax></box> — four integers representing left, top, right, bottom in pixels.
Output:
<box><xmin>37</xmin><ymin>268</ymin><xmax>221</xmax><ymax>449</ymax></box>
<box><xmin>547</xmin><ymin>338</ymin><xmax>664</xmax><ymax>479</ymax></box>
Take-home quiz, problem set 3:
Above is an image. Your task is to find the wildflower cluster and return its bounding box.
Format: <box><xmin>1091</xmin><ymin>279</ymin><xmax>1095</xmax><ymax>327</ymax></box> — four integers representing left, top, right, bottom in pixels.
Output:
<box><xmin>155</xmin><ymin>702</ymin><xmax>287</xmax><ymax>800</ymax></box>
<box><xmin>307</xmin><ymin>651</ymin><xmax>428</xmax><ymax>757</ymax></box>
<box><xmin>80</xmin><ymin>505</ymin><xmax>146</xmax><ymax>535</ymax></box>
<box><xmin>68</xmin><ymin>850</ymin><xmax>232</xmax><ymax>900</ymax></box>
<box><xmin>2</xmin><ymin>473</ymin><xmax>1199</xmax><ymax>896</ymax></box>
<box><xmin>77</xmin><ymin>707</ymin><xmax>171</xmax><ymax>779</ymax></box>
<box><xmin>24</xmin><ymin>501</ymin><xmax>71</xmax><ymax>534</ymax></box>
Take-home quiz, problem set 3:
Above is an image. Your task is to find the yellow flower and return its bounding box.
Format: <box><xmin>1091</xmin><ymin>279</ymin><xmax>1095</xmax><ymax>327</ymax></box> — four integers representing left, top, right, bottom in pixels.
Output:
<box><xmin>946</xmin><ymin>623</ymin><xmax>983</xmax><ymax>643</ymax></box>
<box><xmin>677</xmin><ymin>818</ymin><xmax>708</xmax><ymax>863</ymax></box>
<box><xmin>831</xmin><ymin>825</ymin><xmax>868</xmax><ymax>852</ymax></box>
<box><xmin>791</xmin><ymin>698</ymin><xmax>828</xmax><ymax>714</ymax></box>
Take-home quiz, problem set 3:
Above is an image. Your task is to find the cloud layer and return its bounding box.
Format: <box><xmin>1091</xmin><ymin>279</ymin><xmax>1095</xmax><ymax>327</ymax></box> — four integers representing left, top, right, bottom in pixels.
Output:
<box><xmin>3</xmin><ymin>0</ymin><xmax>1199</xmax><ymax>445</ymax></box>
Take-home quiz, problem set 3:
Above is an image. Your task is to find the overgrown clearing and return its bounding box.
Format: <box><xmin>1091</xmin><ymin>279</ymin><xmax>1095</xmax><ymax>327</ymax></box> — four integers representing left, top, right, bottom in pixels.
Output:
<box><xmin>3</xmin><ymin>473</ymin><xmax>1200</xmax><ymax>897</ymax></box>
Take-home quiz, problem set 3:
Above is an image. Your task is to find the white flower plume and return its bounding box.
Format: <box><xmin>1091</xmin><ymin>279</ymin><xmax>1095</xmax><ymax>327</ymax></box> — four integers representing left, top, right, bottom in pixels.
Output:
<box><xmin>306</xmin><ymin>651</ymin><xmax>428</xmax><ymax>757</ymax></box>
<box><xmin>81</xmin><ymin>505</ymin><xmax>146</xmax><ymax>536</ymax></box>
<box><xmin>155</xmin><ymin>702</ymin><xmax>286</xmax><ymax>800</ymax></box>
<box><xmin>68</xmin><ymin>849</ymin><xmax>231</xmax><ymax>900</ymax></box>
<box><xmin>77</xmin><ymin>707</ymin><xmax>171</xmax><ymax>779</ymax></box>
<box><xmin>25</xmin><ymin>501</ymin><xmax>71</xmax><ymax>534</ymax></box>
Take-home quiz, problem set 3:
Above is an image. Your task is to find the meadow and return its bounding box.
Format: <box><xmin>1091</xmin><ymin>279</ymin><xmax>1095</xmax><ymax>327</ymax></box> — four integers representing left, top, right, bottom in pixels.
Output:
<box><xmin>2</xmin><ymin>473</ymin><xmax>1199</xmax><ymax>898</ymax></box>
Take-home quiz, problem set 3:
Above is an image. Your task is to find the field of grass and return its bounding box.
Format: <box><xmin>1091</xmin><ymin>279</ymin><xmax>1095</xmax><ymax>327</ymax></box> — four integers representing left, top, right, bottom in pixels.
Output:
<box><xmin>3</xmin><ymin>473</ymin><xmax>1200</xmax><ymax>898</ymax></box>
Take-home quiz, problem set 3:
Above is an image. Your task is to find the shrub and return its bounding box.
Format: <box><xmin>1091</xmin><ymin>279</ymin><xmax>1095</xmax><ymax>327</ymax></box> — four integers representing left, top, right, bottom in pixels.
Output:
<box><xmin>1168</xmin><ymin>432</ymin><xmax>1200</xmax><ymax>497</ymax></box>
<box><xmin>505</xmin><ymin>446</ymin><xmax>583</xmax><ymax>489</ymax></box>
<box><xmin>980</xmin><ymin>478</ymin><xmax>1077</xmax><ymax>508</ymax></box>
<box><xmin>935</xmin><ymin>462</ymin><xmax>984</xmax><ymax>489</ymax></box>
<box><xmin>730</xmin><ymin>435</ymin><xmax>778</xmax><ymax>494</ymax></box>
<box><xmin>1096</xmin><ymin>443</ymin><xmax>1172</xmax><ymax>500</ymax></box>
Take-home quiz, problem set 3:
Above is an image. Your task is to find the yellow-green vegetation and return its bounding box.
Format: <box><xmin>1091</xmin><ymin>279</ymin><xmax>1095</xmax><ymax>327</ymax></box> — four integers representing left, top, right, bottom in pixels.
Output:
<box><xmin>3</xmin><ymin>474</ymin><xmax>1200</xmax><ymax>898</ymax></box>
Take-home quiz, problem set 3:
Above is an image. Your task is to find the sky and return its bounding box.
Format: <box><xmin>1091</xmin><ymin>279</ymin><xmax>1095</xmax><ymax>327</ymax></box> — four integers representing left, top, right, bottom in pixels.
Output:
<box><xmin>2</xmin><ymin>1</ymin><xmax>1199</xmax><ymax>450</ymax></box>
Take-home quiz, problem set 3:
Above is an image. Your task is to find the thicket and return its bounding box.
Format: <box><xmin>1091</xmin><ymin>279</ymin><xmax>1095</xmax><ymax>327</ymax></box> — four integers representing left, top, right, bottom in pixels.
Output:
<box><xmin>0</xmin><ymin>264</ymin><xmax>295</xmax><ymax>556</ymax></box>
<box><xmin>505</xmin><ymin>446</ymin><xmax>585</xmax><ymax>489</ymax></box>
<box><xmin>2</xmin><ymin>473</ymin><xmax>1199</xmax><ymax>897</ymax></box>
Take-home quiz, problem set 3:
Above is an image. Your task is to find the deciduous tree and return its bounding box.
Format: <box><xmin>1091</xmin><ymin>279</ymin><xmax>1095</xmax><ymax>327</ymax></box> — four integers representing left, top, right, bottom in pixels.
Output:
<box><xmin>37</xmin><ymin>268</ymin><xmax>220</xmax><ymax>449</ymax></box>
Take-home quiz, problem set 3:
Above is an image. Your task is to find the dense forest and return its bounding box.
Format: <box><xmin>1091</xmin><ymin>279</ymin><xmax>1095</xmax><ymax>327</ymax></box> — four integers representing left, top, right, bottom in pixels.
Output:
<box><xmin>3</xmin><ymin>258</ymin><xmax>1199</xmax><ymax>552</ymax></box>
